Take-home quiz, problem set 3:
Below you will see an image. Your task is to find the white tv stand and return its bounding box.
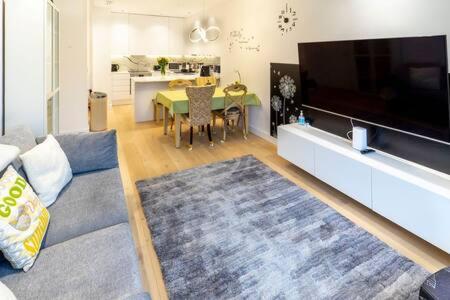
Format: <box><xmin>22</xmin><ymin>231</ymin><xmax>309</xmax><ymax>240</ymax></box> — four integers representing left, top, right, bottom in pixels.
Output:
<box><xmin>278</xmin><ymin>124</ymin><xmax>450</xmax><ymax>253</ymax></box>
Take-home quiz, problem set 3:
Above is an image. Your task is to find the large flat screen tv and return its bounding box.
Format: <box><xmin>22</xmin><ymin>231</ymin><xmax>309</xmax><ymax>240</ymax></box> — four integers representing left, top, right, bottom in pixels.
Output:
<box><xmin>298</xmin><ymin>35</ymin><xmax>450</xmax><ymax>144</ymax></box>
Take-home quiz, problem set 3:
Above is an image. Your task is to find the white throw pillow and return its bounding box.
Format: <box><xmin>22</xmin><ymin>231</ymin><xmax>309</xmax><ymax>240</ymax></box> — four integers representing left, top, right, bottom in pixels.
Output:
<box><xmin>20</xmin><ymin>135</ymin><xmax>72</xmax><ymax>207</ymax></box>
<box><xmin>0</xmin><ymin>281</ymin><xmax>16</xmax><ymax>300</ymax></box>
<box><xmin>0</xmin><ymin>145</ymin><xmax>20</xmax><ymax>172</ymax></box>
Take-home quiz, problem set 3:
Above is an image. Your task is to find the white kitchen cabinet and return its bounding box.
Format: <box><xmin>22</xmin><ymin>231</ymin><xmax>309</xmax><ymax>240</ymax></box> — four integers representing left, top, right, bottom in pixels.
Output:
<box><xmin>110</xmin><ymin>13</ymin><xmax>129</xmax><ymax>56</ymax></box>
<box><xmin>110</xmin><ymin>13</ymin><xmax>184</xmax><ymax>56</ymax></box>
<box><xmin>111</xmin><ymin>72</ymin><xmax>131</xmax><ymax>105</ymax></box>
<box><xmin>168</xmin><ymin>17</ymin><xmax>185</xmax><ymax>55</ymax></box>
<box><xmin>128</xmin><ymin>14</ymin><xmax>169</xmax><ymax>55</ymax></box>
<box><xmin>5</xmin><ymin>0</ymin><xmax>60</xmax><ymax>136</ymax></box>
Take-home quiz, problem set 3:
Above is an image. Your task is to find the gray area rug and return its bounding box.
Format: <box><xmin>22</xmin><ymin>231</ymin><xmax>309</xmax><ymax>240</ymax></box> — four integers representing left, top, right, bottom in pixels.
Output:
<box><xmin>136</xmin><ymin>155</ymin><xmax>429</xmax><ymax>299</ymax></box>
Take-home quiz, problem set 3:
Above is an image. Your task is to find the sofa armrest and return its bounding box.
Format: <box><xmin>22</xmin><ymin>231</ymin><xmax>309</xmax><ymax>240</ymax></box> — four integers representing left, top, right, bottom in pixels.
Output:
<box><xmin>37</xmin><ymin>130</ymin><xmax>119</xmax><ymax>175</ymax></box>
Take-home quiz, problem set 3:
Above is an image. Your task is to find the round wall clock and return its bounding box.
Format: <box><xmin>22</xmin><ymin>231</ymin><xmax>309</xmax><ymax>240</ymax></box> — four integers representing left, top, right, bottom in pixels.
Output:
<box><xmin>278</xmin><ymin>3</ymin><xmax>298</xmax><ymax>35</ymax></box>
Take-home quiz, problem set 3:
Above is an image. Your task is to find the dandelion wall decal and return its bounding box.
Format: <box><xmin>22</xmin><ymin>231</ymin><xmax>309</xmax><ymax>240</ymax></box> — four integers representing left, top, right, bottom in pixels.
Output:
<box><xmin>270</xmin><ymin>63</ymin><xmax>301</xmax><ymax>138</ymax></box>
<box><xmin>279</xmin><ymin>75</ymin><xmax>296</xmax><ymax>99</ymax></box>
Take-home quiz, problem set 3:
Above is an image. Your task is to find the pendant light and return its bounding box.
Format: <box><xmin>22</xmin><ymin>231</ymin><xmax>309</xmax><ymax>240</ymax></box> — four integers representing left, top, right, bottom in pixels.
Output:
<box><xmin>189</xmin><ymin>0</ymin><xmax>221</xmax><ymax>43</ymax></box>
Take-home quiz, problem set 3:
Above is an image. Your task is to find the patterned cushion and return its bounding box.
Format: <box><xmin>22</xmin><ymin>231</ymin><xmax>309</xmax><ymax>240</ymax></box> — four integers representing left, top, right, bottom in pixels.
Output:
<box><xmin>420</xmin><ymin>267</ymin><xmax>450</xmax><ymax>299</ymax></box>
<box><xmin>0</xmin><ymin>167</ymin><xmax>50</xmax><ymax>271</ymax></box>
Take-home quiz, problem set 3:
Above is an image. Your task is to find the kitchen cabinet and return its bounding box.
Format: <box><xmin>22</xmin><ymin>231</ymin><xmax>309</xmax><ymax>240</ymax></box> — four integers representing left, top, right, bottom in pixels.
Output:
<box><xmin>111</xmin><ymin>72</ymin><xmax>131</xmax><ymax>105</ymax></box>
<box><xmin>168</xmin><ymin>17</ymin><xmax>185</xmax><ymax>55</ymax></box>
<box><xmin>5</xmin><ymin>0</ymin><xmax>60</xmax><ymax>136</ymax></box>
<box><xmin>111</xmin><ymin>13</ymin><xmax>129</xmax><ymax>56</ymax></box>
<box><xmin>128</xmin><ymin>14</ymin><xmax>169</xmax><ymax>55</ymax></box>
<box><xmin>110</xmin><ymin>12</ymin><xmax>185</xmax><ymax>56</ymax></box>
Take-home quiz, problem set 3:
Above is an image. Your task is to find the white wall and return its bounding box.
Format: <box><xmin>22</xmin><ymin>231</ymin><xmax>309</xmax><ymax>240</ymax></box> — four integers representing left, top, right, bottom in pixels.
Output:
<box><xmin>5</xmin><ymin>0</ymin><xmax>45</xmax><ymax>136</ymax></box>
<box><xmin>91</xmin><ymin>6</ymin><xmax>112</xmax><ymax>99</ymax></box>
<box><xmin>0</xmin><ymin>0</ymin><xmax>3</xmax><ymax>135</ymax></box>
<box><xmin>54</xmin><ymin>0</ymin><xmax>90</xmax><ymax>133</ymax></box>
<box><xmin>185</xmin><ymin>0</ymin><xmax>450</xmax><ymax>141</ymax></box>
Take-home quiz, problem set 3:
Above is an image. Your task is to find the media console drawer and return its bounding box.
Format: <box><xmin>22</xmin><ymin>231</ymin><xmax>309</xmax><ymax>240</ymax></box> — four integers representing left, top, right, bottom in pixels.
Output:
<box><xmin>314</xmin><ymin>145</ymin><xmax>372</xmax><ymax>208</ymax></box>
<box><xmin>278</xmin><ymin>127</ymin><xmax>315</xmax><ymax>175</ymax></box>
<box><xmin>372</xmin><ymin>169</ymin><xmax>450</xmax><ymax>253</ymax></box>
<box><xmin>277</xmin><ymin>124</ymin><xmax>450</xmax><ymax>254</ymax></box>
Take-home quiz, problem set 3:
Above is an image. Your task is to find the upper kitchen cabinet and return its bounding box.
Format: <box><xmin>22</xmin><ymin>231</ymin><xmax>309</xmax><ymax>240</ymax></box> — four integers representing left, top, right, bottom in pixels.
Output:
<box><xmin>168</xmin><ymin>17</ymin><xmax>185</xmax><ymax>55</ymax></box>
<box><xmin>111</xmin><ymin>13</ymin><xmax>129</xmax><ymax>56</ymax></box>
<box><xmin>110</xmin><ymin>13</ymin><xmax>185</xmax><ymax>56</ymax></box>
<box><xmin>128</xmin><ymin>14</ymin><xmax>169</xmax><ymax>55</ymax></box>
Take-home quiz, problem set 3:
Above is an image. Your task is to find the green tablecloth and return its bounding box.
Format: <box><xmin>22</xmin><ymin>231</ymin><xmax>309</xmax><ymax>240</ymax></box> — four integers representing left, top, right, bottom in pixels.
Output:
<box><xmin>156</xmin><ymin>88</ymin><xmax>261</xmax><ymax>114</ymax></box>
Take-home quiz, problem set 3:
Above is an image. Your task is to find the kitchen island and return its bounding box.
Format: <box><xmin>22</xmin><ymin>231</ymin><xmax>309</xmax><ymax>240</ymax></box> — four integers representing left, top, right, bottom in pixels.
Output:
<box><xmin>132</xmin><ymin>74</ymin><xmax>220</xmax><ymax>122</ymax></box>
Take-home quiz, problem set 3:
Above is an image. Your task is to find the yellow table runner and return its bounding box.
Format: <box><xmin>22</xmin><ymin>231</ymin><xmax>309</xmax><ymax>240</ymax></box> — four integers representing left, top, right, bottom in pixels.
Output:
<box><xmin>156</xmin><ymin>88</ymin><xmax>261</xmax><ymax>114</ymax></box>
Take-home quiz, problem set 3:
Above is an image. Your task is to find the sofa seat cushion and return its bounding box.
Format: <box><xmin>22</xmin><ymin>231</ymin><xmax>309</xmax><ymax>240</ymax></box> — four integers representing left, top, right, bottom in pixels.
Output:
<box><xmin>0</xmin><ymin>223</ymin><xmax>146</xmax><ymax>299</ymax></box>
<box><xmin>43</xmin><ymin>168</ymin><xmax>128</xmax><ymax>248</ymax></box>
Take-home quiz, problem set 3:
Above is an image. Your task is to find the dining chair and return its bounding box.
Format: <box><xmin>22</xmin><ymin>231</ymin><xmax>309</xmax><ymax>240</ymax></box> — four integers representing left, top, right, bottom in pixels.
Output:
<box><xmin>212</xmin><ymin>83</ymin><xmax>248</xmax><ymax>142</ymax></box>
<box><xmin>196</xmin><ymin>76</ymin><xmax>217</xmax><ymax>86</ymax></box>
<box><xmin>153</xmin><ymin>79</ymin><xmax>192</xmax><ymax>130</ymax></box>
<box><xmin>181</xmin><ymin>85</ymin><xmax>216</xmax><ymax>150</ymax></box>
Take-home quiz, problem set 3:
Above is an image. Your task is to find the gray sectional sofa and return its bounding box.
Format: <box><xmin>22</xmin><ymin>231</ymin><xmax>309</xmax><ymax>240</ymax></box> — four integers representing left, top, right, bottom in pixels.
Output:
<box><xmin>0</xmin><ymin>127</ymin><xmax>149</xmax><ymax>299</ymax></box>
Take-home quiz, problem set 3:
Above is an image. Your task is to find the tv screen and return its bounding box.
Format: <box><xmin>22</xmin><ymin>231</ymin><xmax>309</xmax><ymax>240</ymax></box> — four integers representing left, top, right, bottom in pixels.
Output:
<box><xmin>298</xmin><ymin>36</ymin><xmax>450</xmax><ymax>144</ymax></box>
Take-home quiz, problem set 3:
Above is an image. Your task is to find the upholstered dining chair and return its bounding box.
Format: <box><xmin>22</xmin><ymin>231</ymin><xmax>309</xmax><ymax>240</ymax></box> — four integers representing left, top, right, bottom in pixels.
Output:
<box><xmin>181</xmin><ymin>85</ymin><xmax>216</xmax><ymax>150</ymax></box>
<box><xmin>153</xmin><ymin>79</ymin><xmax>192</xmax><ymax>130</ymax></box>
<box><xmin>212</xmin><ymin>83</ymin><xmax>248</xmax><ymax>143</ymax></box>
<box><xmin>196</xmin><ymin>76</ymin><xmax>217</xmax><ymax>86</ymax></box>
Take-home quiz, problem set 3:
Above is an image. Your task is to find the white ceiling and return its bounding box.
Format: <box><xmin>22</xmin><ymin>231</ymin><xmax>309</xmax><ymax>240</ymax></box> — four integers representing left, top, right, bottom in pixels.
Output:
<box><xmin>93</xmin><ymin>0</ymin><xmax>225</xmax><ymax>18</ymax></box>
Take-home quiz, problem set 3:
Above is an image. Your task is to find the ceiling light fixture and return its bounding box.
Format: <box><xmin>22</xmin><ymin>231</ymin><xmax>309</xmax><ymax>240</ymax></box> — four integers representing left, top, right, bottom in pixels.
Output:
<box><xmin>189</xmin><ymin>1</ymin><xmax>221</xmax><ymax>43</ymax></box>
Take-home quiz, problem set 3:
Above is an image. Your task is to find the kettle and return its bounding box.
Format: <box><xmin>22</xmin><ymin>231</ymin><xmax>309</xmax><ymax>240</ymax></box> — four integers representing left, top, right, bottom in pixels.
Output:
<box><xmin>111</xmin><ymin>64</ymin><xmax>120</xmax><ymax>72</ymax></box>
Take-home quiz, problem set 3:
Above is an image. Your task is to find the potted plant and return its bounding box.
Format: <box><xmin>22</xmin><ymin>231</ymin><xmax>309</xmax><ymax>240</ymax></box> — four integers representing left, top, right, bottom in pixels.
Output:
<box><xmin>157</xmin><ymin>57</ymin><xmax>169</xmax><ymax>76</ymax></box>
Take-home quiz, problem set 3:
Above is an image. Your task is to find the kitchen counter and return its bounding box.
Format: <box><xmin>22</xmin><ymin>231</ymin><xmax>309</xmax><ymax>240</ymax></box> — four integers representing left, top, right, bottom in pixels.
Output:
<box><xmin>131</xmin><ymin>73</ymin><xmax>220</xmax><ymax>122</ymax></box>
<box><xmin>132</xmin><ymin>74</ymin><xmax>198</xmax><ymax>83</ymax></box>
<box><xmin>132</xmin><ymin>73</ymin><xmax>220</xmax><ymax>122</ymax></box>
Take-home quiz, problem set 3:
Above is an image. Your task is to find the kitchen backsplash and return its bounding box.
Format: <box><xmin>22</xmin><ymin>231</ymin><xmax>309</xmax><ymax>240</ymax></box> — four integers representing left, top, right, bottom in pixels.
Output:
<box><xmin>111</xmin><ymin>55</ymin><xmax>221</xmax><ymax>72</ymax></box>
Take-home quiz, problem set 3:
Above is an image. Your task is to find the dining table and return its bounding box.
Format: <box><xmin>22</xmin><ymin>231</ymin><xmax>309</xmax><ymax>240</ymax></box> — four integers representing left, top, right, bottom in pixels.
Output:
<box><xmin>155</xmin><ymin>87</ymin><xmax>261</xmax><ymax>148</ymax></box>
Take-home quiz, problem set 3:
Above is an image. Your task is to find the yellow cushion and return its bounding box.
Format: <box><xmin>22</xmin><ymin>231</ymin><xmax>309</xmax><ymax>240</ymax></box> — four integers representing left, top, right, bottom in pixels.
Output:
<box><xmin>0</xmin><ymin>166</ymin><xmax>50</xmax><ymax>271</ymax></box>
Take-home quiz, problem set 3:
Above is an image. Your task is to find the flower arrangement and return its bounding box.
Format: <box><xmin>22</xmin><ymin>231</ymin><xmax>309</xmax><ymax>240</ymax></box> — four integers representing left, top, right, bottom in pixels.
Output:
<box><xmin>157</xmin><ymin>57</ymin><xmax>169</xmax><ymax>76</ymax></box>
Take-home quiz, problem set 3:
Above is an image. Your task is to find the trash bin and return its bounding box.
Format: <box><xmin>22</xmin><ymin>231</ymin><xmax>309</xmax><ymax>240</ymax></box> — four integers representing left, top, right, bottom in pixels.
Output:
<box><xmin>89</xmin><ymin>92</ymin><xmax>108</xmax><ymax>132</ymax></box>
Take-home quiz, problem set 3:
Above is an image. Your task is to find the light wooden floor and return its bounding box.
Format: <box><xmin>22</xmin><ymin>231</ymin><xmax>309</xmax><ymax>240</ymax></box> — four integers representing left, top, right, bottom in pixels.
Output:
<box><xmin>108</xmin><ymin>104</ymin><xmax>450</xmax><ymax>300</ymax></box>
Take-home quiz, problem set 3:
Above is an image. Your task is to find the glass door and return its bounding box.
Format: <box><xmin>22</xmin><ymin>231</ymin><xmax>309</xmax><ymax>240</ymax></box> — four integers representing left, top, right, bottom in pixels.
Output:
<box><xmin>45</xmin><ymin>1</ymin><xmax>60</xmax><ymax>134</ymax></box>
<box><xmin>52</xmin><ymin>7</ymin><xmax>60</xmax><ymax>134</ymax></box>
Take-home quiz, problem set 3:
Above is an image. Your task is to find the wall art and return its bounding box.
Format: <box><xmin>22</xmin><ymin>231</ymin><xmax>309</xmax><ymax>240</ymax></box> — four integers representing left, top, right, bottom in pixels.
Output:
<box><xmin>270</xmin><ymin>63</ymin><xmax>301</xmax><ymax>138</ymax></box>
<box><xmin>228</xmin><ymin>28</ymin><xmax>261</xmax><ymax>53</ymax></box>
<box><xmin>277</xmin><ymin>3</ymin><xmax>298</xmax><ymax>35</ymax></box>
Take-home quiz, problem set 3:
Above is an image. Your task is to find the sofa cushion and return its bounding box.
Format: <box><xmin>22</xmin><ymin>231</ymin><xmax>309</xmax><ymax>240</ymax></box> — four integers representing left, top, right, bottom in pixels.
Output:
<box><xmin>0</xmin><ymin>223</ymin><xmax>146</xmax><ymax>299</ymax></box>
<box><xmin>0</xmin><ymin>127</ymin><xmax>36</xmax><ymax>178</ymax></box>
<box><xmin>0</xmin><ymin>167</ymin><xmax>50</xmax><ymax>272</ymax></box>
<box><xmin>37</xmin><ymin>130</ymin><xmax>119</xmax><ymax>175</ymax></box>
<box><xmin>0</xmin><ymin>145</ymin><xmax>20</xmax><ymax>172</ymax></box>
<box><xmin>0</xmin><ymin>127</ymin><xmax>36</xmax><ymax>154</ymax></box>
<box><xmin>20</xmin><ymin>135</ymin><xmax>73</xmax><ymax>208</ymax></box>
<box><xmin>42</xmin><ymin>168</ymin><xmax>128</xmax><ymax>248</ymax></box>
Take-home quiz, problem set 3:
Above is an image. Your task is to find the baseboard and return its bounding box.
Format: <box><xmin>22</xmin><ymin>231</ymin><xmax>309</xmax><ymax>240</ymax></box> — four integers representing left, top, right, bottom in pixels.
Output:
<box><xmin>249</xmin><ymin>126</ymin><xmax>277</xmax><ymax>145</ymax></box>
<box><xmin>58</xmin><ymin>127</ymin><xmax>90</xmax><ymax>135</ymax></box>
<box><xmin>112</xmin><ymin>99</ymin><xmax>132</xmax><ymax>106</ymax></box>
